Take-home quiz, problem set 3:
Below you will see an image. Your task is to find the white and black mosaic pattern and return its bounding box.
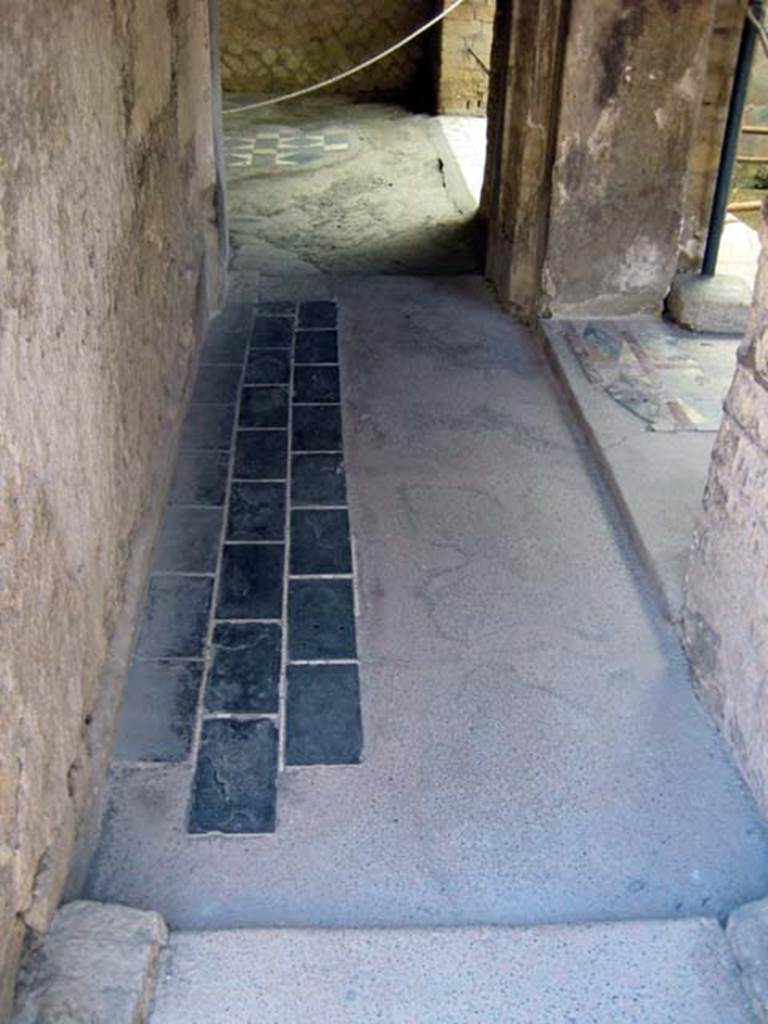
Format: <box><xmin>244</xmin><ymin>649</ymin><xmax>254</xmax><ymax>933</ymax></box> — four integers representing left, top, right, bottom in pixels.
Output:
<box><xmin>225</xmin><ymin>126</ymin><xmax>352</xmax><ymax>176</ymax></box>
<box><xmin>114</xmin><ymin>300</ymin><xmax>362</xmax><ymax>834</ymax></box>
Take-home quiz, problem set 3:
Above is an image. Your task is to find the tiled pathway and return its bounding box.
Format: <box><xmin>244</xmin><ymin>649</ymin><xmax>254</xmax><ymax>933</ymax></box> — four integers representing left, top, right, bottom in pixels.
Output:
<box><xmin>88</xmin><ymin>276</ymin><xmax>768</xmax><ymax>934</ymax></box>
<box><xmin>114</xmin><ymin>300</ymin><xmax>362</xmax><ymax>834</ymax></box>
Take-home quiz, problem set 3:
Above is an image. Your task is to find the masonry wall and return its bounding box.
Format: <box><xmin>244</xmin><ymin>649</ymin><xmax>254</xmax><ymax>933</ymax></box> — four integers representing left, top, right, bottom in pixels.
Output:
<box><xmin>219</xmin><ymin>0</ymin><xmax>432</xmax><ymax>97</ymax></box>
<box><xmin>436</xmin><ymin>0</ymin><xmax>496</xmax><ymax>115</ymax></box>
<box><xmin>543</xmin><ymin>0</ymin><xmax>715</xmax><ymax>316</ymax></box>
<box><xmin>684</xmin><ymin>200</ymin><xmax>768</xmax><ymax>819</ymax></box>
<box><xmin>0</xmin><ymin>0</ymin><xmax>222</xmax><ymax>1013</ymax></box>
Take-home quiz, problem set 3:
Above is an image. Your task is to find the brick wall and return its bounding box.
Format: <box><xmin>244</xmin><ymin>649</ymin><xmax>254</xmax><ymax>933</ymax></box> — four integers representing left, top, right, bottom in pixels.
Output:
<box><xmin>219</xmin><ymin>0</ymin><xmax>433</xmax><ymax>97</ymax></box>
<box><xmin>435</xmin><ymin>0</ymin><xmax>496</xmax><ymax>115</ymax></box>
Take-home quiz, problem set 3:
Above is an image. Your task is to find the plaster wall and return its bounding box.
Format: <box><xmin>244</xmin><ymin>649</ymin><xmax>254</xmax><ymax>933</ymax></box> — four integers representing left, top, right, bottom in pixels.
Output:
<box><xmin>685</xmin><ymin>200</ymin><xmax>768</xmax><ymax>820</ymax></box>
<box><xmin>219</xmin><ymin>0</ymin><xmax>432</xmax><ymax>97</ymax></box>
<box><xmin>0</xmin><ymin>0</ymin><xmax>221</xmax><ymax>1013</ymax></box>
<box><xmin>543</xmin><ymin>0</ymin><xmax>715</xmax><ymax>316</ymax></box>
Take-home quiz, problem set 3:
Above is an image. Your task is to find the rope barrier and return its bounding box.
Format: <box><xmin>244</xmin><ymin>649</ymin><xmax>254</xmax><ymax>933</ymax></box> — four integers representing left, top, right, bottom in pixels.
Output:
<box><xmin>224</xmin><ymin>0</ymin><xmax>470</xmax><ymax>115</ymax></box>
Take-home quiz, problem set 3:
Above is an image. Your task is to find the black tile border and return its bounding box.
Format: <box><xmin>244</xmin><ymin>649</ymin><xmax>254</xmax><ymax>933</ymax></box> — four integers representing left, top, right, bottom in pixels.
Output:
<box><xmin>115</xmin><ymin>297</ymin><xmax>362</xmax><ymax>837</ymax></box>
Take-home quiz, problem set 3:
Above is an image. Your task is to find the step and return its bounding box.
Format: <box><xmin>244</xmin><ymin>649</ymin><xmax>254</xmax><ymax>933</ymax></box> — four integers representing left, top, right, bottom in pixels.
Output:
<box><xmin>150</xmin><ymin>919</ymin><xmax>756</xmax><ymax>1024</ymax></box>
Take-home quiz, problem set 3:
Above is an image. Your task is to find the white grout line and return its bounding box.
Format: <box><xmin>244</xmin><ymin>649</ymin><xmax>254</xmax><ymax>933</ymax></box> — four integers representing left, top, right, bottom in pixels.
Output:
<box><xmin>277</xmin><ymin>310</ymin><xmax>298</xmax><ymax>774</ymax></box>
<box><xmin>291</xmin><ymin>504</ymin><xmax>349</xmax><ymax>511</ymax></box>
<box><xmin>203</xmin><ymin>711</ymin><xmax>279</xmax><ymax>721</ymax></box>
<box><xmin>288</xmin><ymin>573</ymin><xmax>353</xmax><ymax>581</ymax></box>
<box><xmin>288</xmin><ymin>659</ymin><xmax>359</xmax><ymax>667</ymax></box>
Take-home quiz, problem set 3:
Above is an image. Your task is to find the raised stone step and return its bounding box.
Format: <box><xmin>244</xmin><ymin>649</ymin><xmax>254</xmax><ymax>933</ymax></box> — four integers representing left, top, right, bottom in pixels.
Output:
<box><xmin>150</xmin><ymin>919</ymin><xmax>756</xmax><ymax>1024</ymax></box>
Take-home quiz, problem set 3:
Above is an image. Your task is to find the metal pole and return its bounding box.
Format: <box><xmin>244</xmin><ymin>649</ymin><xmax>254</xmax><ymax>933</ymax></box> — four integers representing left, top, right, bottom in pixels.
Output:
<box><xmin>702</xmin><ymin>4</ymin><xmax>760</xmax><ymax>276</ymax></box>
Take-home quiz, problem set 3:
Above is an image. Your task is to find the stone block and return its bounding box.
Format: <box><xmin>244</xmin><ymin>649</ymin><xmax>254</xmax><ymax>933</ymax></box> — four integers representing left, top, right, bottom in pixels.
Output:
<box><xmin>666</xmin><ymin>273</ymin><xmax>752</xmax><ymax>334</ymax></box>
<box><xmin>728</xmin><ymin>898</ymin><xmax>768</xmax><ymax>1022</ymax></box>
<box><xmin>11</xmin><ymin>901</ymin><xmax>167</xmax><ymax>1024</ymax></box>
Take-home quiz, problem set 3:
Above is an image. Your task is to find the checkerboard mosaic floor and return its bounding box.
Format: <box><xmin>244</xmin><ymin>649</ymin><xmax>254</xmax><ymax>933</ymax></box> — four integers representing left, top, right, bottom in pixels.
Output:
<box><xmin>112</xmin><ymin>300</ymin><xmax>362</xmax><ymax>834</ymax></box>
<box><xmin>225</xmin><ymin>126</ymin><xmax>352</xmax><ymax>175</ymax></box>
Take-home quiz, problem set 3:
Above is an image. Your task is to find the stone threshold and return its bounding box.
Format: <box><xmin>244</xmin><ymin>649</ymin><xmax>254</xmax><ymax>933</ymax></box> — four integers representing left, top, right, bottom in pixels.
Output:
<box><xmin>12</xmin><ymin>898</ymin><xmax>768</xmax><ymax>1023</ymax></box>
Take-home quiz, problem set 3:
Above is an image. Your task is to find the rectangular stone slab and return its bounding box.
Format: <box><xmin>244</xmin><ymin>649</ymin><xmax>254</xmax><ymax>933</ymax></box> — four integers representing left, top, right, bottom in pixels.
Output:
<box><xmin>150</xmin><ymin>919</ymin><xmax>755</xmax><ymax>1024</ymax></box>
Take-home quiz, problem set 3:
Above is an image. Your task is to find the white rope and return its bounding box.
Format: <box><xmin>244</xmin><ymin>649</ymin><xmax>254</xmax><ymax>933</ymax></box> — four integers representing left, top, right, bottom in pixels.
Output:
<box><xmin>748</xmin><ymin>1</ymin><xmax>768</xmax><ymax>58</ymax></box>
<box><xmin>224</xmin><ymin>0</ymin><xmax>470</xmax><ymax>115</ymax></box>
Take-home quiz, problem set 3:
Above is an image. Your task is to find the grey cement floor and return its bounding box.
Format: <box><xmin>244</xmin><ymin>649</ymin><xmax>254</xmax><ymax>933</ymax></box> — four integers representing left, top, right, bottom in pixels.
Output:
<box><xmin>86</xmin><ymin>276</ymin><xmax>768</xmax><ymax>930</ymax></box>
<box><xmin>150</xmin><ymin>920</ymin><xmax>755</xmax><ymax>1024</ymax></box>
<box><xmin>223</xmin><ymin>98</ymin><xmax>481</xmax><ymax>282</ymax></box>
<box><xmin>540</xmin><ymin>320</ymin><xmax>728</xmax><ymax>620</ymax></box>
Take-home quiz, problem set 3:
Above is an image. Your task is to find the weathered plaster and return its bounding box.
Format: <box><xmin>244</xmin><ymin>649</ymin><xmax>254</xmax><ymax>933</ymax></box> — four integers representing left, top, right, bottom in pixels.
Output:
<box><xmin>0</xmin><ymin>0</ymin><xmax>222</xmax><ymax>1013</ymax></box>
<box><xmin>544</xmin><ymin>0</ymin><xmax>715</xmax><ymax>316</ymax></box>
<box><xmin>483</xmin><ymin>0</ymin><xmax>570</xmax><ymax>318</ymax></box>
<box><xmin>684</xmin><ymin>200</ymin><xmax>768</xmax><ymax>819</ymax></box>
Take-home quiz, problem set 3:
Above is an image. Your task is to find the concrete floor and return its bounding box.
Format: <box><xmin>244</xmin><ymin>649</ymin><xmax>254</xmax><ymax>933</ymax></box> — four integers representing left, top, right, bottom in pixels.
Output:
<box><xmin>86</xmin><ymin>275</ymin><xmax>768</xmax><ymax>930</ymax></box>
<box><xmin>151</xmin><ymin>919</ymin><xmax>755</xmax><ymax>1024</ymax></box>
<box><xmin>224</xmin><ymin>98</ymin><xmax>481</xmax><ymax>285</ymax></box>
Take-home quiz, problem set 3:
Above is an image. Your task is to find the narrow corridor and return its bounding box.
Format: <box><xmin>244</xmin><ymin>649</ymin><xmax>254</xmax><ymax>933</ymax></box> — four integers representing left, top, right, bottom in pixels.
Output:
<box><xmin>86</xmin><ymin>275</ymin><xmax>768</xmax><ymax>931</ymax></box>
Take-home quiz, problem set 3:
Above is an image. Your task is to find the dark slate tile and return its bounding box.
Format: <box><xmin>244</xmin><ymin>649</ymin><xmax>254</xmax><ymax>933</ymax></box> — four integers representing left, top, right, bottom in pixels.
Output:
<box><xmin>217</xmin><ymin>544</ymin><xmax>284</xmax><ymax>619</ymax></box>
<box><xmin>299</xmin><ymin>300</ymin><xmax>337</xmax><ymax>329</ymax></box>
<box><xmin>294</xmin><ymin>330</ymin><xmax>338</xmax><ymax>364</ymax></box>
<box><xmin>192</xmin><ymin>364</ymin><xmax>242</xmax><ymax>404</ymax></box>
<box><xmin>233</xmin><ymin>430</ymin><xmax>288</xmax><ymax>480</ymax></box>
<box><xmin>293</xmin><ymin>365</ymin><xmax>340</xmax><ymax>404</ymax></box>
<box><xmin>291</xmin><ymin>453</ymin><xmax>347</xmax><ymax>507</ymax></box>
<box><xmin>239</xmin><ymin>386</ymin><xmax>289</xmax><ymax>428</ymax></box>
<box><xmin>153</xmin><ymin>506</ymin><xmax>223</xmax><ymax>573</ymax></box>
<box><xmin>227</xmin><ymin>481</ymin><xmax>286</xmax><ymax>541</ymax></box>
<box><xmin>285</xmin><ymin>664</ymin><xmax>362</xmax><ymax>765</ymax></box>
<box><xmin>189</xmin><ymin>718</ymin><xmax>277</xmax><ymax>834</ymax></box>
<box><xmin>114</xmin><ymin>661</ymin><xmax>202</xmax><ymax>762</ymax></box>
<box><xmin>288</xmin><ymin>579</ymin><xmax>356</xmax><ymax>661</ymax></box>
<box><xmin>205</xmin><ymin>622</ymin><xmax>281</xmax><ymax>713</ymax></box>
<box><xmin>251</xmin><ymin>316</ymin><xmax>294</xmax><ymax>348</ymax></box>
<box><xmin>292</xmin><ymin>405</ymin><xmax>343</xmax><ymax>452</ymax></box>
<box><xmin>290</xmin><ymin>509</ymin><xmax>351</xmax><ymax>575</ymax></box>
<box><xmin>169</xmin><ymin>451</ymin><xmax>229</xmax><ymax>506</ymax></box>
<box><xmin>245</xmin><ymin>350</ymin><xmax>291</xmax><ymax>385</ymax></box>
<box><xmin>180</xmin><ymin>404</ymin><xmax>235</xmax><ymax>451</ymax></box>
<box><xmin>256</xmin><ymin>301</ymin><xmax>295</xmax><ymax>316</ymax></box>
<box><xmin>136</xmin><ymin>576</ymin><xmax>213</xmax><ymax>658</ymax></box>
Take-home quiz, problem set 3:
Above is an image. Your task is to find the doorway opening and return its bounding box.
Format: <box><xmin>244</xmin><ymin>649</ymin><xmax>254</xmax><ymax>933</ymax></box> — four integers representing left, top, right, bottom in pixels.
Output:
<box><xmin>217</xmin><ymin>0</ymin><xmax>495</xmax><ymax>285</ymax></box>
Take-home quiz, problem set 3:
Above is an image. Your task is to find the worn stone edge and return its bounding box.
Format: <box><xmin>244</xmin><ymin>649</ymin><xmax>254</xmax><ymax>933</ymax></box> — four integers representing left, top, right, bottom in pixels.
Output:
<box><xmin>666</xmin><ymin>272</ymin><xmax>751</xmax><ymax>334</ymax></box>
<box><xmin>11</xmin><ymin>901</ymin><xmax>169</xmax><ymax>1024</ymax></box>
<box><xmin>535</xmin><ymin>319</ymin><xmax>680</xmax><ymax>623</ymax></box>
<box><xmin>727</xmin><ymin>898</ymin><xmax>768</xmax><ymax>1024</ymax></box>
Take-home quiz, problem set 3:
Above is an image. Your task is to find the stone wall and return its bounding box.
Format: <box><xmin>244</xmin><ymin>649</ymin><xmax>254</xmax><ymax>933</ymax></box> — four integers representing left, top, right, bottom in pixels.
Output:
<box><xmin>219</xmin><ymin>0</ymin><xmax>433</xmax><ymax>97</ymax></box>
<box><xmin>684</xmin><ymin>200</ymin><xmax>768</xmax><ymax>819</ymax></box>
<box><xmin>0</xmin><ymin>0</ymin><xmax>222</xmax><ymax>1013</ymax></box>
<box><xmin>680</xmin><ymin>0</ymin><xmax>744</xmax><ymax>270</ymax></box>
<box><xmin>483</xmin><ymin>0</ymin><xmax>573</xmax><ymax>317</ymax></box>
<box><xmin>543</xmin><ymin>0</ymin><xmax>715</xmax><ymax>316</ymax></box>
<box><xmin>436</xmin><ymin>0</ymin><xmax>496</xmax><ymax>115</ymax></box>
